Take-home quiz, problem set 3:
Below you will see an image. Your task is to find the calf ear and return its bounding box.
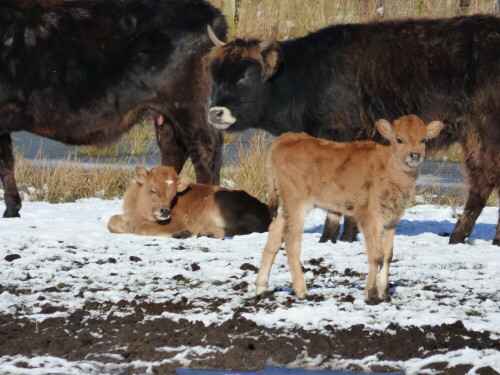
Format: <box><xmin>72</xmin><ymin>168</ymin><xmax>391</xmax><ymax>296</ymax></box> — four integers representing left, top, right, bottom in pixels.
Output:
<box><xmin>375</xmin><ymin>119</ymin><xmax>393</xmax><ymax>140</ymax></box>
<box><xmin>426</xmin><ymin>121</ymin><xmax>444</xmax><ymax>139</ymax></box>
<box><xmin>262</xmin><ymin>47</ymin><xmax>282</xmax><ymax>81</ymax></box>
<box><xmin>134</xmin><ymin>166</ymin><xmax>148</xmax><ymax>185</ymax></box>
<box><xmin>177</xmin><ymin>177</ymin><xmax>191</xmax><ymax>193</ymax></box>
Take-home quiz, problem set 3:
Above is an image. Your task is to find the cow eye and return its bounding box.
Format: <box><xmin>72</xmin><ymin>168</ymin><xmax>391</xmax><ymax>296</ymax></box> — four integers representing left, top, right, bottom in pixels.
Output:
<box><xmin>397</xmin><ymin>138</ymin><xmax>403</xmax><ymax>144</ymax></box>
<box><xmin>421</xmin><ymin>139</ymin><xmax>428</xmax><ymax>144</ymax></box>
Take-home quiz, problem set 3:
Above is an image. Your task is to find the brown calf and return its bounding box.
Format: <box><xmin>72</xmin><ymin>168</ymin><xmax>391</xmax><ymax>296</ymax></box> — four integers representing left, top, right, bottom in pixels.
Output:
<box><xmin>108</xmin><ymin>166</ymin><xmax>271</xmax><ymax>238</ymax></box>
<box><xmin>255</xmin><ymin>115</ymin><xmax>444</xmax><ymax>304</ymax></box>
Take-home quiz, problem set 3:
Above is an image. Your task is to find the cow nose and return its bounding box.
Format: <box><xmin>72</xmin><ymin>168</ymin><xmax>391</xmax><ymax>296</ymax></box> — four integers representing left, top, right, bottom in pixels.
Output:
<box><xmin>410</xmin><ymin>152</ymin><xmax>420</xmax><ymax>162</ymax></box>
<box><xmin>160</xmin><ymin>208</ymin><xmax>170</xmax><ymax>218</ymax></box>
<box><xmin>209</xmin><ymin>108</ymin><xmax>224</xmax><ymax>123</ymax></box>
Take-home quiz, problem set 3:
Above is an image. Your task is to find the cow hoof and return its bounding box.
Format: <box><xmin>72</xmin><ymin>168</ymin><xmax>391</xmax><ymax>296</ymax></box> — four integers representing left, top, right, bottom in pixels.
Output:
<box><xmin>340</xmin><ymin>233</ymin><xmax>357</xmax><ymax>242</ymax></box>
<box><xmin>3</xmin><ymin>209</ymin><xmax>20</xmax><ymax>218</ymax></box>
<box><xmin>492</xmin><ymin>237</ymin><xmax>500</xmax><ymax>246</ymax></box>
<box><xmin>172</xmin><ymin>230</ymin><xmax>193</xmax><ymax>239</ymax></box>
<box><xmin>318</xmin><ymin>234</ymin><xmax>336</xmax><ymax>244</ymax></box>
<box><xmin>449</xmin><ymin>234</ymin><xmax>466</xmax><ymax>244</ymax></box>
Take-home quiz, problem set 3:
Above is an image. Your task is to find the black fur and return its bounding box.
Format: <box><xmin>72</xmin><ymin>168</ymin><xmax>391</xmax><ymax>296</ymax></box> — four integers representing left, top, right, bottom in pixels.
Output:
<box><xmin>0</xmin><ymin>0</ymin><xmax>228</xmax><ymax>218</ymax></box>
<box><xmin>207</xmin><ymin>15</ymin><xmax>500</xmax><ymax>245</ymax></box>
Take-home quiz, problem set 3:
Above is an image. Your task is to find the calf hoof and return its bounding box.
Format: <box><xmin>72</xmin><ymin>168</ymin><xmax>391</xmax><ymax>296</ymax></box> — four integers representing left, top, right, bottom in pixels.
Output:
<box><xmin>172</xmin><ymin>230</ymin><xmax>193</xmax><ymax>239</ymax></box>
<box><xmin>3</xmin><ymin>208</ymin><xmax>20</xmax><ymax>218</ymax></box>
<box><xmin>492</xmin><ymin>237</ymin><xmax>500</xmax><ymax>246</ymax></box>
<box><xmin>294</xmin><ymin>289</ymin><xmax>307</xmax><ymax>299</ymax></box>
<box><xmin>256</xmin><ymin>285</ymin><xmax>268</xmax><ymax>296</ymax></box>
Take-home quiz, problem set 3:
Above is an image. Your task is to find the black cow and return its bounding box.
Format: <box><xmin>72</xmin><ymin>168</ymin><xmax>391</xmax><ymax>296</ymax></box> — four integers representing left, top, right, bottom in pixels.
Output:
<box><xmin>0</xmin><ymin>0</ymin><xmax>227</xmax><ymax>218</ymax></box>
<box><xmin>205</xmin><ymin>15</ymin><xmax>500</xmax><ymax>246</ymax></box>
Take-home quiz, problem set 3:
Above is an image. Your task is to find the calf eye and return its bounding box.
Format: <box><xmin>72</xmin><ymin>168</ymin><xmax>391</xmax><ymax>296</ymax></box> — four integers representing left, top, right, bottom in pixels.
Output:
<box><xmin>397</xmin><ymin>138</ymin><xmax>403</xmax><ymax>144</ymax></box>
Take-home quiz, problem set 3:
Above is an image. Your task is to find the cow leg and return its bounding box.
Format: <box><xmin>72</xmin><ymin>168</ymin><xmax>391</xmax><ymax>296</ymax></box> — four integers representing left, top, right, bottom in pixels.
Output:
<box><xmin>494</xmin><ymin>191</ymin><xmax>500</xmax><ymax>246</ymax></box>
<box><xmin>377</xmin><ymin>227</ymin><xmax>395</xmax><ymax>302</ymax></box>
<box><xmin>256</xmin><ymin>212</ymin><xmax>285</xmax><ymax>296</ymax></box>
<box><xmin>449</xmin><ymin>172</ymin><xmax>493</xmax><ymax>244</ymax></box>
<box><xmin>188</xmin><ymin>127</ymin><xmax>223</xmax><ymax>185</ymax></box>
<box><xmin>0</xmin><ymin>133</ymin><xmax>21</xmax><ymax>217</ymax></box>
<box><xmin>283</xmin><ymin>205</ymin><xmax>308</xmax><ymax>299</ymax></box>
<box><xmin>319</xmin><ymin>212</ymin><xmax>340</xmax><ymax>243</ymax></box>
<box><xmin>155</xmin><ymin>119</ymin><xmax>189</xmax><ymax>174</ymax></box>
<box><xmin>340</xmin><ymin>215</ymin><xmax>359</xmax><ymax>242</ymax></box>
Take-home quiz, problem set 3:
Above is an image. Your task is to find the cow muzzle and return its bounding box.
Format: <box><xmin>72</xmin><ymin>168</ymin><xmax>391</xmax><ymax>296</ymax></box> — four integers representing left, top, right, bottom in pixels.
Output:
<box><xmin>208</xmin><ymin>107</ymin><xmax>236</xmax><ymax>129</ymax></box>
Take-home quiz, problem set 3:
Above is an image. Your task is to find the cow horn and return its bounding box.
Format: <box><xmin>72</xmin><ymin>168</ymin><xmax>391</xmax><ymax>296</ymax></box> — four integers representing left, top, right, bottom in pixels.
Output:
<box><xmin>259</xmin><ymin>22</ymin><xmax>279</xmax><ymax>50</ymax></box>
<box><xmin>207</xmin><ymin>25</ymin><xmax>225</xmax><ymax>47</ymax></box>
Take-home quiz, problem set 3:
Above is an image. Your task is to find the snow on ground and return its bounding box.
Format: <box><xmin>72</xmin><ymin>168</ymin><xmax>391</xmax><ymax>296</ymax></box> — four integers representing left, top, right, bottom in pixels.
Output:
<box><xmin>0</xmin><ymin>199</ymin><xmax>499</xmax><ymax>373</ymax></box>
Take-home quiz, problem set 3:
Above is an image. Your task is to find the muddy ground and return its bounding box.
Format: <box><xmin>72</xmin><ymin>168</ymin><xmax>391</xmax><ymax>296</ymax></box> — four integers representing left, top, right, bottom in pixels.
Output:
<box><xmin>1</xmin><ymin>291</ymin><xmax>499</xmax><ymax>375</ymax></box>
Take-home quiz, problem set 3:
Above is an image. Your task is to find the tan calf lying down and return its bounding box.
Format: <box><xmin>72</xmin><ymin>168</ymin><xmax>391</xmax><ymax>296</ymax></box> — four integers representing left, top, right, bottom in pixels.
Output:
<box><xmin>108</xmin><ymin>165</ymin><xmax>271</xmax><ymax>238</ymax></box>
<box><xmin>256</xmin><ymin>115</ymin><xmax>444</xmax><ymax>304</ymax></box>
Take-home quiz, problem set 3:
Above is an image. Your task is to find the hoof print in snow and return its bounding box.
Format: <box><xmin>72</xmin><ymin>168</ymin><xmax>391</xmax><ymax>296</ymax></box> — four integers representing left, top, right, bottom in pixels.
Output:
<box><xmin>129</xmin><ymin>256</ymin><xmax>142</xmax><ymax>262</ymax></box>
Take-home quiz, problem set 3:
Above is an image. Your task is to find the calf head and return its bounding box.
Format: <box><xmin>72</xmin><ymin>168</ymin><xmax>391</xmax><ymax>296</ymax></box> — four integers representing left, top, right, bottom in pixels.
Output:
<box><xmin>133</xmin><ymin>166</ymin><xmax>190</xmax><ymax>222</ymax></box>
<box><xmin>205</xmin><ymin>24</ymin><xmax>282</xmax><ymax>131</ymax></box>
<box><xmin>376</xmin><ymin>115</ymin><xmax>444</xmax><ymax>172</ymax></box>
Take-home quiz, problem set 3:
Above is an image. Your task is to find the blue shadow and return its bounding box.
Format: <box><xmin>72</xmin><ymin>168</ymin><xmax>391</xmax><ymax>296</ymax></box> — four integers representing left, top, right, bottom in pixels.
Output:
<box><xmin>304</xmin><ymin>219</ymin><xmax>496</xmax><ymax>242</ymax></box>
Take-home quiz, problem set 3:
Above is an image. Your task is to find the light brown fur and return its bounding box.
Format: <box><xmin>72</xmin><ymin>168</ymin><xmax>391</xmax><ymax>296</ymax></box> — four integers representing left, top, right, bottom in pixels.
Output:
<box><xmin>256</xmin><ymin>115</ymin><xmax>444</xmax><ymax>304</ymax></box>
<box><xmin>108</xmin><ymin>165</ymin><xmax>271</xmax><ymax>238</ymax></box>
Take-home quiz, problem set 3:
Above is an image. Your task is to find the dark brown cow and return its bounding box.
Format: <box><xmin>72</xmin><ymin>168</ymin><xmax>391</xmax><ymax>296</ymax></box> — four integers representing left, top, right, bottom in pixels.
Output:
<box><xmin>0</xmin><ymin>0</ymin><xmax>227</xmax><ymax>218</ymax></box>
<box><xmin>256</xmin><ymin>115</ymin><xmax>443</xmax><ymax>304</ymax></box>
<box><xmin>108</xmin><ymin>165</ymin><xmax>271</xmax><ymax>238</ymax></box>
<box><xmin>205</xmin><ymin>15</ymin><xmax>500</xmax><ymax>246</ymax></box>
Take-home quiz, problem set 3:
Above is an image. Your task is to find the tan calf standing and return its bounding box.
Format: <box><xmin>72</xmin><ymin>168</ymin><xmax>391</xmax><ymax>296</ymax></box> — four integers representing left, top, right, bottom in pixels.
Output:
<box><xmin>255</xmin><ymin>115</ymin><xmax>444</xmax><ymax>304</ymax></box>
<box><xmin>108</xmin><ymin>165</ymin><xmax>271</xmax><ymax>238</ymax></box>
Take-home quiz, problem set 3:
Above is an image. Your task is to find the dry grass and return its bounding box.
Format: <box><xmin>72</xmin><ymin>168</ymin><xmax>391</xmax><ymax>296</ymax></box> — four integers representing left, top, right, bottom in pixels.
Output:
<box><xmin>79</xmin><ymin>123</ymin><xmax>157</xmax><ymax>158</ymax></box>
<box><xmin>223</xmin><ymin>131</ymin><xmax>272</xmax><ymax>201</ymax></box>
<box><xmin>208</xmin><ymin>0</ymin><xmax>497</xmax><ymax>39</ymax></box>
<box><xmin>13</xmin><ymin>154</ymin><xmax>132</xmax><ymax>203</ymax></box>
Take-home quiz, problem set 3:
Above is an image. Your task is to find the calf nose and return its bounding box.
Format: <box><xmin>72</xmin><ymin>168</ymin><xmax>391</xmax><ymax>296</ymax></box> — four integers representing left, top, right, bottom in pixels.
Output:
<box><xmin>410</xmin><ymin>152</ymin><xmax>420</xmax><ymax>162</ymax></box>
<box><xmin>160</xmin><ymin>208</ymin><xmax>170</xmax><ymax>218</ymax></box>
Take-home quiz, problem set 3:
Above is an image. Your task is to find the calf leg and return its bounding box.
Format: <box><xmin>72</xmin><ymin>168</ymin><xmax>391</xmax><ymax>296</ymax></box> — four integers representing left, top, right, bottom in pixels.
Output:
<box><xmin>283</xmin><ymin>207</ymin><xmax>308</xmax><ymax>299</ymax></box>
<box><xmin>256</xmin><ymin>213</ymin><xmax>285</xmax><ymax>295</ymax></box>
<box><xmin>358</xmin><ymin>217</ymin><xmax>383</xmax><ymax>304</ymax></box>
<box><xmin>449</xmin><ymin>172</ymin><xmax>493</xmax><ymax>244</ymax></box>
<box><xmin>108</xmin><ymin>214</ymin><xmax>132</xmax><ymax>234</ymax></box>
<box><xmin>0</xmin><ymin>133</ymin><xmax>21</xmax><ymax>218</ymax></box>
<box><xmin>377</xmin><ymin>228</ymin><xmax>395</xmax><ymax>302</ymax></box>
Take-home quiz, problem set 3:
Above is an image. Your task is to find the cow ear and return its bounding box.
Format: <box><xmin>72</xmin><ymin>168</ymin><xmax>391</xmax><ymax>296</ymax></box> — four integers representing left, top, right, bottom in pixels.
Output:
<box><xmin>177</xmin><ymin>177</ymin><xmax>191</xmax><ymax>193</ymax></box>
<box><xmin>375</xmin><ymin>119</ymin><xmax>393</xmax><ymax>140</ymax></box>
<box><xmin>134</xmin><ymin>166</ymin><xmax>148</xmax><ymax>185</ymax></box>
<box><xmin>426</xmin><ymin>121</ymin><xmax>444</xmax><ymax>139</ymax></box>
<box><xmin>261</xmin><ymin>46</ymin><xmax>282</xmax><ymax>81</ymax></box>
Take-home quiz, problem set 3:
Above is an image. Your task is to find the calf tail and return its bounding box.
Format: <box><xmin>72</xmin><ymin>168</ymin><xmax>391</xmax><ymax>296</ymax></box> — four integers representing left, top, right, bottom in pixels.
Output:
<box><xmin>267</xmin><ymin>158</ymin><xmax>279</xmax><ymax>219</ymax></box>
